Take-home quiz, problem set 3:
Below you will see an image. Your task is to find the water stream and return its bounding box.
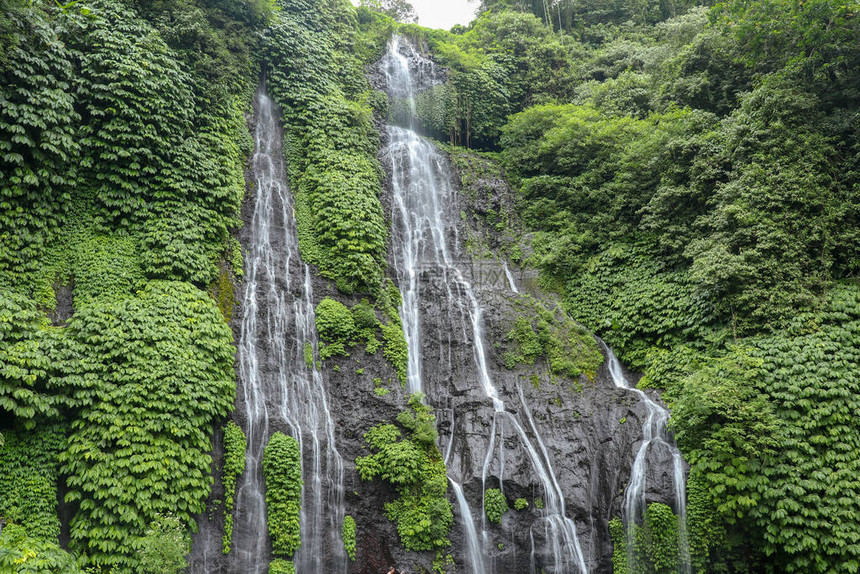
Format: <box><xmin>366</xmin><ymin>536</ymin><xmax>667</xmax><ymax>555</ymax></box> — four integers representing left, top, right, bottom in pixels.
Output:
<box><xmin>602</xmin><ymin>343</ymin><xmax>691</xmax><ymax>573</ymax></box>
<box><xmin>231</xmin><ymin>89</ymin><xmax>347</xmax><ymax>574</ymax></box>
<box><xmin>381</xmin><ymin>35</ymin><xmax>588</xmax><ymax>574</ymax></box>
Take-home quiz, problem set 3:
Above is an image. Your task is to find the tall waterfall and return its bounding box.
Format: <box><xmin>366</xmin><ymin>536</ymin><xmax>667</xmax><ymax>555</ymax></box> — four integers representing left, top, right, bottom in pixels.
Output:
<box><xmin>381</xmin><ymin>35</ymin><xmax>588</xmax><ymax>574</ymax></box>
<box><xmin>232</xmin><ymin>89</ymin><xmax>347</xmax><ymax>573</ymax></box>
<box><xmin>603</xmin><ymin>343</ymin><xmax>691</xmax><ymax>573</ymax></box>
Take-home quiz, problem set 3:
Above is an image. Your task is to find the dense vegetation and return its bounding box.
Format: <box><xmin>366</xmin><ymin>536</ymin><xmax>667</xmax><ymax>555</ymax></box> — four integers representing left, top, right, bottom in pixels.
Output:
<box><xmin>0</xmin><ymin>0</ymin><xmax>260</xmax><ymax>570</ymax></box>
<box><xmin>315</xmin><ymin>283</ymin><xmax>409</xmax><ymax>383</ymax></box>
<box><xmin>3</xmin><ymin>0</ymin><xmax>859</xmax><ymax>571</ymax></box>
<box><xmin>221</xmin><ymin>421</ymin><xmax>247</xmax><ymax>554</ymax></box>
<box><xmin>609</xmin><ymin>503</ymin><xmax>681</xmax><ymax>574</ymax></box>
<box><xmin>263</xmin><ymin>432</ymin><xmax>303</xmax><ymax>561</ymax></box>
<box><xmin>265</xmin><ymin>0</ymin><xmax>388</xmax><ymax>294</ymax></box>
<box><xmin>356</xmin><ymin>394</ymin><xmax>454</xmax><ymax>552</ymax></box>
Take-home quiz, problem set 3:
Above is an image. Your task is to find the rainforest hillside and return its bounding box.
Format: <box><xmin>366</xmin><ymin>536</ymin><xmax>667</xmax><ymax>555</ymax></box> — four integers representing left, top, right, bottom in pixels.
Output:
<box><xmin>0</xmin><ymin>0</ymin><xmax>859</xmax><ymax>572</ymax></box>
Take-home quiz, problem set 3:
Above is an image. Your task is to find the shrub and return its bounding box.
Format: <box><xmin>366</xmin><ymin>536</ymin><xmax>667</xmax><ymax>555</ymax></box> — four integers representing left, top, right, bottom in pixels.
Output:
<box><xmin>356</xmin><ymin>396</ymin><xmax>452</xmax><ymax>551</ymax></box>
<box><xmin>316</xmin><ymin>297</ymin><xmax>355</xmax><ymax>359</ymax></box>
<box><xmin>484</xmin><ymin>488</ymin><xmax>508</xmax><ymax>524</ymax></box>
<box><xmin>268</xmin><ymin>558</ymin><xmax>296</xmax><ymax>574</ymax></box>
<box><xmin>135</xmin><ymin>514</ymin><xmax>191</xmax><ymax>574</ymax></box>
<box><xmin>263</xmin><ymin>432</ymin><xmax>303</xmax><ymax>558</ymax></box>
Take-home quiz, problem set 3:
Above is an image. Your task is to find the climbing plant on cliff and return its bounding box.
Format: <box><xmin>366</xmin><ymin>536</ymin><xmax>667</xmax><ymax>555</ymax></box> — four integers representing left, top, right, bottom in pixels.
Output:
<box><xmin>356</xmin><ymin>393</ymin><xmax>453</xmax><ymax>551</ymax></box>
<box><xmin>263</xmin><ymin>432</ymin><xmax>304</xmax><ymax>558</ymax></box>
<box><xmin>57</xmin><ymin>281</ymin><xmax>235</xmax><ymax>571</ymax></box>
<box><xmin>222</xmin><ymin>421</ymin><xmax>247</xmax><ymax>555</ymax></box>
<box><xmin>265</xmin><ymin>0</ymin><xmax>387</xmax><ymax>294</ymax></box>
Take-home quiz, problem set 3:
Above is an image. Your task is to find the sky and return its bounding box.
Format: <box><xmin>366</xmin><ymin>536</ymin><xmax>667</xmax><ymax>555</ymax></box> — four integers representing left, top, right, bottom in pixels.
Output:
<box><xmin>350</xmin><ymin>0</ymin><xmax>480</xmax><ymax>30</ymax></box>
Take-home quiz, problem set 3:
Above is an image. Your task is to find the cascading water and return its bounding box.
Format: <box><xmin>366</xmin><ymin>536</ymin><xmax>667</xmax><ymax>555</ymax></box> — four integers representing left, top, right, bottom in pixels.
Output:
<box><xmin>381</xmin><ymin>35</ymin><xmax>588</xmax><ymax>574</ymax></box>
<box><xmin>231</xmin><ymin>88</ymin><xmax>347</xmax><ymax>574</ymax></box>
<box><xmin>602</xmin><ymin>342</ymin><xmax>691</xmax><ymax>573</ymax></box>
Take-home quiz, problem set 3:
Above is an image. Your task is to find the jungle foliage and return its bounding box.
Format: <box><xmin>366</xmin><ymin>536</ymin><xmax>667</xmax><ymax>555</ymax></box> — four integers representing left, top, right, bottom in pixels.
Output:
<box><xmin>2</xmin><ymin>0</ymin><xmax>859</xmax><ymax>571</ymax></box>
<box><xmin>426</xmin><ymin>0</ymin><xmax>860</xmax><ymax>571</ymax></box>
<box><xmin>265</xmin><ymin>0</ymin><xmax>388</xmax><ymax>294</ymax></box>
<box><xmin>0</xmin><ymin>0</ymin><xmax>256</xmax><ymax>570</ymax></box>
<box><xmin>357</xmin><ymin>0</ymin><xmax>860</xmax><ymax>570</ymax></box>
<box><xmin>356</xmin><ymin>394</ymin><xmax>454</xmax><ymax>552</ymax></box>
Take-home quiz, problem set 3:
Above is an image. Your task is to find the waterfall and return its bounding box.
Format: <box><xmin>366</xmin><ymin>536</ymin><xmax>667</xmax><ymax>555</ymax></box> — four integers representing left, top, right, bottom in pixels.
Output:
<box><xmin>602</xmin><ymin>342</ymin><xmax>691</xmax><ymax>573</ymax></box>
<box><xmin>502</xmin><ymin>260</ymin><xmax>519</xmax><ymax>294</ymax></box>
<box><xmin>381</xmin><ymin>34</ymin><xmax>588</xmax><ymax>574</ymax></box>
<box><xmin>231</xmin><ymin>88</ymin><xmax>347</xmax><ymax>574</ymax></box>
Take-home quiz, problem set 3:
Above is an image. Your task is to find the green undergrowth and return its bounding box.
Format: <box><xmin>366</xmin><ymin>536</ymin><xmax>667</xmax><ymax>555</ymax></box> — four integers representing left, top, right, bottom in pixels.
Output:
<box><xmin>135</xmin><ymin>514</ymin><xmax>192</xmax><ymax>574</ymax></box>
<box><xmin>0</xmin><ymin>523</ymin><xmax>82</xmax><ymax>574</ymax></box>
<box><xmin>483</xmin><ymin>488</ymin><xmax>508</xmax><ymax>524</ymax></box>
<box><xmin>356</xmin><ymin>393</ymin><xmax>453</xmax><ymax>551</ymax></box>
<box><xmin>222</xmin><ymin>421</ymin><xmax>247</xmax><ymax>555</ymax></box>
<box><xmin>265</xmin><ymin>0</ymin><xmax>387</xmax><ymax>294</ymax></box>
<box><xmin>269</xmin><ymin>558</ymin><xmax>297</xmax><ymax>574</ymax></box>
<box><xmin>342</xmin><ymin>515</ymin><xmax>357</xmax><ymax>561</ymax></box>
<box><xmin>1</xmin><ymin>0</ymin><xmax>261</xmax><ymax>568</ymax></box>
<box><xmin>610</xmin><ymin>503</ymin><xmax>682</xmax><ymax>574</ymax></box>
<box><xmin>315</xmin><ymin>280</ymin><xmax>408</xmax><ymax>385</ymax></box>
<box><xmin>503</xmin><ymin>295</ymin><xmax>603</xmax><ymax>380</ymax></box>
<box><xmin>263</xmin><ymin>432</ymin><xmax>303</xmax><ymax>559</ymax></box>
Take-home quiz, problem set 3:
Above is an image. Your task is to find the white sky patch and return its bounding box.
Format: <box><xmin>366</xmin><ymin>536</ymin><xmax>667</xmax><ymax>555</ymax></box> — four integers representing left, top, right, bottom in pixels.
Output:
<box><xmin>350</xmin><ymin>0</ymin><xmax>480</xmax><ymax>30</ymax></box>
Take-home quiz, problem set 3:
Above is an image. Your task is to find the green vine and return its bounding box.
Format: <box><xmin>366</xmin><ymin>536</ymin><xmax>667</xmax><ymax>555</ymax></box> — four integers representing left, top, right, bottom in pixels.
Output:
<box><xmin>221</xmin><ymin>421</ymin><xmax>247</xmax><ymax>555</ymax></box>
<box><xmin>263</xmin><ymin>432</ymin><xmax>303</xmax><ymax>558</ymax></box>
<box><xmin>342</xmin><ymin>515</ymin><xmax>357</xmax><ymax>561</ymax></box>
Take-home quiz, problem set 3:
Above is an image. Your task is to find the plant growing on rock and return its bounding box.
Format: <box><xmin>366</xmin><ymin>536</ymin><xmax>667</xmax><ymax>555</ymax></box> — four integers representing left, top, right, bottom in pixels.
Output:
<box><xmin>484</xmin><ymin>488</ymin><xmax>508</xmax><ymax>523</ymax></box>
<box><xmin>263</xmin><ymin>432</ymin><xmax>303</xmax><ymax>558</ymax></box>
<box><xmin>356</xmin><ymin>393</ymin><xmax>453</xmax><ymax>551</ymax></box>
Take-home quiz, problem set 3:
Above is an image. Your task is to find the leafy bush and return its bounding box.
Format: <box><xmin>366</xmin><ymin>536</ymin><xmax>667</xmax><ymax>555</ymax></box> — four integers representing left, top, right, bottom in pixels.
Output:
<box><xmin>514</xmin><ymin>498</ymin><xmax>528</xmax><ymax>511</ymax></box>
<box><xmin>57</xmin><ymin>281</ymin><xmax>235</xmax><ymax>571</ymax></box>
<box><xmin>483</xmin><ymin>488</ymin><xmax>508</xmax><ymax>524</ymax></box>
<box><xmin>316</xmin><ymin>297</ymin><xmax>355</xmax><ymax>359</ymax></box>
<box><xmin>315</xmin><ymin>288</ymin><xmax>407</xmax><ymax>382</ymax></box>
<box><xmin>135</xmin><ymin>514</ymin><xmax>191</xmax><ymax>574</ymax></box>
<box><xmin>0</xmin><ymin>523</ymin><xmax>81</xmax><ymax>574</ymax></box>
<box><xmin>356</xmin><ymin>395</ymin><xmax>453</xmax><ymax>551</ymax></box>
<box><xmin>221</xmin><ymin>421</ymin><xmax>247</xmax><ymax>554</ymax></box>
<box><xmin>268</xmin><ymin>558</ymin><xmax>296</xmax><ymax>574</ymax></box>
<box><xmin>263</xmin><ymin>432</ymin><xmax>303</xmax><ymax>558</ymax></box>
<box><xmin>342</xmin><ymin>515</ymin><xmax>357</xmax><ymax>561</ymax></box>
